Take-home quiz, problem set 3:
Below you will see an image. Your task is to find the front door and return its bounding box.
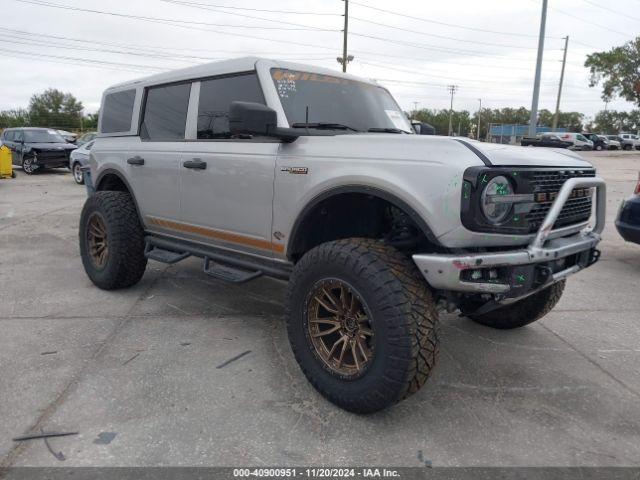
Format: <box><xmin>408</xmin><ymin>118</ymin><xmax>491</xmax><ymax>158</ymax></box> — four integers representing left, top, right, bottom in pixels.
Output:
<box><xmin>178</xmin><ymin>73</ymin><xmax>279</xmax><ymax>258</ymax></box>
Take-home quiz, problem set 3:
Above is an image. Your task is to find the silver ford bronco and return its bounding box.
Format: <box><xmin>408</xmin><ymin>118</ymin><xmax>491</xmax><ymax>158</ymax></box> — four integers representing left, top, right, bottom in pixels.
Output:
<box><xmin>80</xmin><ymin>58</ymin><xmax>606</xmax><ymax>413</ymax></box>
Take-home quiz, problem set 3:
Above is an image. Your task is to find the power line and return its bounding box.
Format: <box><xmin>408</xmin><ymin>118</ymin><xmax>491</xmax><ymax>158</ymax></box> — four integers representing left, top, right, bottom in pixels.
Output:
<box><xmin>350</xmin><ymin>16</ymin><xmax>540</xmax><ymax>50</ymax></box>
<box><xmin>12</xmin><ymin>0</ymin><xmax>343</xmax><ymax>53</ymax></box>
<box><xmin>545</xmin><ymin>2</ymin><xmax>634</xmax><ymax>38</ymax></box>
<box><xmin>350</xmin><ymin>31</ymin><xmax>557</xmax><ymax>59</ymax></box>
<box><xmin>158</xmin><ymin>0</ymin><xmax>337</xmax><ymax>31</ymax></box>
<box><xmin>349</xmin><ymin>0</ymin><xmax>563</xmax><ymax>39</ymax></box>
<box><xmin>582</xmin><ymin>0</ymin><xmax>640</xmax><ymax>23</ymax></box>
<box><xmin>151</xmin><ymin>0</ymin><xmax>340</xmax><ymax>16</ymax></box>
<box><xmin>13</xmin><ymin>0</ymin><xmax>340</xmax><ymax>32</ymax></box>
<box><xmin>0</xmin><ymin>27</ymin><xmax>336</xmax><ymax>59</ymax></box>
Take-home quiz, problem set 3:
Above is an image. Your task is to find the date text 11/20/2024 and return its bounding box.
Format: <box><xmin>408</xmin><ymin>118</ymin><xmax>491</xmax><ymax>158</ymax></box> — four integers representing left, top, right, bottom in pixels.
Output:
<box><xmin>232</xmin><ymin>468</ymin><xmax>401</xmax><ymax>478</ymax></box>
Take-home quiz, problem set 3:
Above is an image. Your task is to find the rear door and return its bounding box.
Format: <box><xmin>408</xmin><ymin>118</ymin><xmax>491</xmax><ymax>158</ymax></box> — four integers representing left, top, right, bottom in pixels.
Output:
<box><xmin>127</xmin><ymin>82</ymin><xmax>191</xmax><ymax>233</ymax></box>
<box><xmin>179</xmin><ymin>72</ymin><xmax>280</xmax><ymax>258</ymax></box>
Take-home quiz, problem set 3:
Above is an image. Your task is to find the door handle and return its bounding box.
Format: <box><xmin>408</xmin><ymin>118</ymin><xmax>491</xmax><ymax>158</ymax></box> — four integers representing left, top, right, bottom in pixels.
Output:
<box><xmin>183</xmin><ymin>158</ymin><xmax>207</xmax><ymax>170</ymax></box>
<box><xmin>127</xmin><ymin>156</ymin><xmax>145</xmax><ymax>166</ymax></box>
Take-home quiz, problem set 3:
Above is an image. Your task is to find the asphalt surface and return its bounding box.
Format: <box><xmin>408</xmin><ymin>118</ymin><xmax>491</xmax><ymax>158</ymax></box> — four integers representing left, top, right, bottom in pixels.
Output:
<box><xmin>0</xmin><ymin>151</ymin><xmax>639</xmax><ymax>468</ymax></box>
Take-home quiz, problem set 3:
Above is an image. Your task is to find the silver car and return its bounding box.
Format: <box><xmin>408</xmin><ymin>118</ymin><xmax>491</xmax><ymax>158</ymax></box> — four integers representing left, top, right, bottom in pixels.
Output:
<box><xmin>79</xmin><ymin>57</ymin><xmax>606</xmax><ymax>413</ymax></box>
<box><xmin>69</xmin><ymin>140</ymin><xmax>94</xmax><ymax>184</ymax></box>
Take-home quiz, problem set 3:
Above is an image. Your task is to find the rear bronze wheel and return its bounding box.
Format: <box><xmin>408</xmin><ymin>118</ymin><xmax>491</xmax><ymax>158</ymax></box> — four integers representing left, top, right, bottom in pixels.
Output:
<box><xmin>79</xmin><ymin>191</ymin><xmax>147</xmax><ymax>290</ymax></box>
<box><xmin>87</xmin><ymin>213</ymin><xmax>109</xmax><ymax>269</ymax></box>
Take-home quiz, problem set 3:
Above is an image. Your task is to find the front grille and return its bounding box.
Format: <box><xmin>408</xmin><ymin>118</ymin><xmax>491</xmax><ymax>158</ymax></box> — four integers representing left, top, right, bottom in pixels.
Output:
<box><xmin>525</xmin><ymin>169</ymin><xmax>595</xmax><ymax>232</ymax></box>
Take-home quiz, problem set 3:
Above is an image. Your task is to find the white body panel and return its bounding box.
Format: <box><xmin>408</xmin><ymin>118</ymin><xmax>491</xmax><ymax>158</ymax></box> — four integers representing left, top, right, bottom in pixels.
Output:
<box><xmin>89</xmin><ymin>57</ymin><xmax>598</xmax><ymax>263</ymax></box>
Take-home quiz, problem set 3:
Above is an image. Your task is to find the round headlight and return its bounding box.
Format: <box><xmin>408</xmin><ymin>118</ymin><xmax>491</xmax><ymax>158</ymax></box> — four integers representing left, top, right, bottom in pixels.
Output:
<box><xmin>481</xmin><ymin>175</ymin><xmax>513</xmax><ymax>224</ymax></box>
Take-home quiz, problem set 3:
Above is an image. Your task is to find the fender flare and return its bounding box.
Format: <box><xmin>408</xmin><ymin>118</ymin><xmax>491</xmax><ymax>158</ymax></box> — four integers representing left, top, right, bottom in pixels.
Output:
<box><xmin>286</xmin><ymin>185</ymin><xmax>442</xmax><ymax>258</ymax></box>
<box><xmin>94</xmin><ymin>168</ymin><xmax>145</xmax><ymax>225</ymax></box>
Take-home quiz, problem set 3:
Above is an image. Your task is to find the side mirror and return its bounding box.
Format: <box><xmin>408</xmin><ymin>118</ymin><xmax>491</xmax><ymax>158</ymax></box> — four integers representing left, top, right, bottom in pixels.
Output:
<box><xmin>229</xmin><ymin>102</ymin><xmax>299</xmax><ymax>143</ymax></box>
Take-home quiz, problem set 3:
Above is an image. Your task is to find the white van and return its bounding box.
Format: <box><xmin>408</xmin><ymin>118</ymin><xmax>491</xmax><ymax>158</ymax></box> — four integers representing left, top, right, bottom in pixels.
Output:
<box><xmin>551</xmin><ymin>132</ymin><xmax>594</xmax><ymax>151</ymax></box>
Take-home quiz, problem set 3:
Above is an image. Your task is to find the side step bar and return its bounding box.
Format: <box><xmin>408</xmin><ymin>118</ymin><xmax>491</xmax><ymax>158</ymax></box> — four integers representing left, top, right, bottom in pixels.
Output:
<box><xmin>203</xmin><ymin>257</ymin><xmax>263</xmax><ymax>283</ymax></box>
<box><xmin>144</xmin><ymin>236</ymin><xmax>292</xmax><ymax>281</ymax></box>
<box><xmin>144</xmin><ymin>244</ymin><xmax>191</xmax><ymax>264</ymax></box>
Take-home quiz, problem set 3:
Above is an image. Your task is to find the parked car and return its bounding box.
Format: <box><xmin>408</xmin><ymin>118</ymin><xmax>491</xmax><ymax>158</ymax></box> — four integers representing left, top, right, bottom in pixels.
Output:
<box><xmin>615</xmin><ymin>173</ymin><xmax>640</xmax><ymax>244</ymax></box>
<box><xmin>69</xmin><ymin>140</ymin><xmax>94</xmax><ymax>184</ymax></box>
<box><xmin>1</xmin><ymin>127</ymin><xmax>77</xmax><ymax>174</ymax></box>
<box><xmin>411</xmin><ymin>121</ymin><xmax>435</xmax><ymax>135</ymax></box>
<box><xmin>583</xmin><ymin>133</ymin><xmax>608</xmax><ymax>151</ymax></box>
<box><xmin>76</xmin><ymin>131</ymin><xmax>97</xmax><ymax>147</ymax></box>
<box><xmin>521</xmin><ymin>133</ymin><xmax>572</xmax><ymax>148</ymax></box>
<box><xmin>80</xmin><ymin>57</ymin><xmax>605</xmax><ymax>414</ymax></box>
<box><xmin>600</xmin><ymin>135</ymin><xmax>620</xmax><ymax>150</ymax></box>
<box><xmin>618</xmin><ymin>133</ymin><xmax>640</xmax><ymax>150</ymax></box>
<box><xmin>57</xmin><ymin>130</ymin><xmax>78</xmax><ymax>143</ymax></box>
<box><xmin>551</xmin><ymin>132</ymin><xmax>594</xmax><ymax>150</ymax></box>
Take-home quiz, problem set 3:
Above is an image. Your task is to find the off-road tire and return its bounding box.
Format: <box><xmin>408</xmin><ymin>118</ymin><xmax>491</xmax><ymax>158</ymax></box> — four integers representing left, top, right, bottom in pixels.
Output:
<box><xmin>79</xmin><ymin>191</ymin><xmax>147</xmax><ymax>290</ymax></box>
<box><xmin>468</xmin><ymin>280</ymin><xmax>565</xmax><ymax>329</ymax></box>
<box><xmin>286</xmin><ymin>238</ymin><xmax>439</xmax><ymax>414</ymax></box>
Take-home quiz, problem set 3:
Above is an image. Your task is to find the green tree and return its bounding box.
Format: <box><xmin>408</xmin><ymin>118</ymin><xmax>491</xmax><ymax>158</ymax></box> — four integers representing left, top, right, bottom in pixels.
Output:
<box><xmin>83</xmin><ymin>111</ymin><xmax>99</xmax><ymax>130</ymax></box>
<box><xmin>28</xmin><ymin>88</ymin><xmax>84</xmax><ymax>129</ymax></box>
<box><xmin>585</xmin><ymin>38</ymin><xmax>640</xmax><ymax>106</ymax></box>
<box><xmin>0</xmin><ymin>108</ymin><xmax>30</xmax><ymax>128</ymax></box>
<box><xmin>592</xmin><ymin>109</ymin><xmax>640</xmax><ymax>133</ymax></box>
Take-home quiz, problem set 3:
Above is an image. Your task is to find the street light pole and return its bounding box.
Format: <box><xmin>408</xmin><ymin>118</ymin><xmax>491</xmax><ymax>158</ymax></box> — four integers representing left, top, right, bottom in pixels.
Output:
<box><xmin>552</xmin><ymin>36</ymin><xmax>569</xmax><ymax>131</ymax></box>
<box><xmin>477</xmin><ymin>98</ymin><xmax>482</xmax><ymax>140</ymax></box>
<box><xmin>447</xmin><ymin>85</ymin><xmax>458</xmax><ymax>136</ymax></box>
<box><xmin>529</xmin><ymin>0</ymin><xmax>548</xmax><ymax>137</ymax></box>
<box><xmin>342</xmin><ymin>0</ymin><xmax>349</xmax><ymax>73</ymax></box>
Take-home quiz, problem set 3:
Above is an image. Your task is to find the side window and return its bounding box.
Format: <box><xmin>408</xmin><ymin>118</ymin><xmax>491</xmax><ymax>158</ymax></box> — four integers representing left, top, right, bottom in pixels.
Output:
<box><xmin>15</xmin><ymin>131</ymin><xmax>24</xmax><ymax>142</ymax></box>
<box><xmin>197</xmin><ymin>73</ymin><xmax>264</xmax><ymax>139</ymax></box>
<box><xmin>85</xmin><ymin>141</ymin><xmax>95</xmax><ymax>150</ymax></box>
<box><xmin>101</xmin><ymin>89</ymin><xmax>136</xmax><ymax>133</ymax></box>
<box><xmin>141</xmin><ymin>83</ymin><xmax>191</xmax><ymax>141</ymax></box>
<box><xmin>3</xmin><ymin>131</ymin><xmax>14</xmax><ymax>141</ymax></box>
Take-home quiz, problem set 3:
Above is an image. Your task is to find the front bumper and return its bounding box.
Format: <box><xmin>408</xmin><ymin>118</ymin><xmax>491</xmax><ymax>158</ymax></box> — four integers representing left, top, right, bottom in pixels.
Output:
<box><xmin>413</xmin><ymin>176</ymin><xmax>606</xmax><ymax>296</ymax></box>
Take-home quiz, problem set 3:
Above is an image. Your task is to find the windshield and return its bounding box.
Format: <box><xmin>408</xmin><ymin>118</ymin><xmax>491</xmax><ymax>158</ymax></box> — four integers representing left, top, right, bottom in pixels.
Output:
<box><xmin>271</xmin><ymin>69</ymin><xmax>412</xmax><ymax>133</ymax></box>
<box><xmin>24</xmin><ymin>129</ymin><xmax>65</xmax><ymax>143</ymax></box>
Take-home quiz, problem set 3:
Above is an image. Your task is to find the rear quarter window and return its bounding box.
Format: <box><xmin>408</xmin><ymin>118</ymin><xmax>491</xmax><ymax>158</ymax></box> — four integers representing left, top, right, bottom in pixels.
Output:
<box><xmin>101</xmin><ymin>89</ymin><xmax>136</xmax><ymax>134</ymax></box>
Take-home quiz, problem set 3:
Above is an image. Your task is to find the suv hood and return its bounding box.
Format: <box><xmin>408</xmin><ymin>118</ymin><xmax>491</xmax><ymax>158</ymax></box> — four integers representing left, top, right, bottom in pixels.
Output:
<box><xmin>290</xmin><ymin>134</ymin><xmax>592</xmax><ymax>169</ymax></box>
<box><xmin>29</xmin><ymin>142</ymin><xmax>77</xmax><ymax>150</ymax></box>
<box><xmin>455</xmin><ymin>139</ymin><xmax>591</xmax><ymax>167</ymax></box>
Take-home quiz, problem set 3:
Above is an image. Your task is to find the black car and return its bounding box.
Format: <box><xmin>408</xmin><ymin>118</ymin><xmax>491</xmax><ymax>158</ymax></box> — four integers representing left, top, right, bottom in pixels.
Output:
<box><xmin>583</xmin><ymin>133</ymin><xmax>607</xmax><ymax>151</ymax></box>
<box><xmin>616</xmin><ymin>174</ymin><xmax>640</xmax><ymax>244</ymax></box>
<box><xmin>1</xmin><ymin>127</ymin><xmax>77</xmax><ymax>174</ymax></box>
<box><xmin>521</xmin><ymin>133</ymin><xmax>572</xmax><ymax>148</ymax></box>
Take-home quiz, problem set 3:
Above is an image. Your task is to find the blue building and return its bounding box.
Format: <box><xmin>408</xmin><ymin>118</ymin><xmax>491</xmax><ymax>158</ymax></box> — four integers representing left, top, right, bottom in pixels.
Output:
<box><xmin>488</xmin><ymin>124</ymin><xmax>567</xmax><ymax>144</ymax></box>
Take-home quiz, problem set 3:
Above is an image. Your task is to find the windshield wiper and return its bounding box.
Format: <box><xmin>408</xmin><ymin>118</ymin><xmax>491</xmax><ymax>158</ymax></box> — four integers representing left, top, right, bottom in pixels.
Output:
<box><xmin>291</xmin><ymin>122</ymin><xmax>360</xmax><ymax>132</ymax></box>
<box><xmin>367</xmin><ymin>127</ymin><xmax>407</xmax><ymax>134</ymax></box>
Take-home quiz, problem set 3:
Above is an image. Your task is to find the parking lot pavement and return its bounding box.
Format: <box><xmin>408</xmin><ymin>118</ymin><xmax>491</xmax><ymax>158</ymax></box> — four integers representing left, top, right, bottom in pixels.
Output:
<box><xmin>1</xmin><ymin>151</ymin><xmax>639</xmax><ymax>468</ymax></box>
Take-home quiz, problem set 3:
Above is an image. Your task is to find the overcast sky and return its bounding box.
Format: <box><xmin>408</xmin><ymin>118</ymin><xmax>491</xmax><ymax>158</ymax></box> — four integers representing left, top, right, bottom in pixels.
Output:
<box><xmin>1</xmin><ymin>0</ymin><xmax>637</xmax><ymax>120</ymax></box>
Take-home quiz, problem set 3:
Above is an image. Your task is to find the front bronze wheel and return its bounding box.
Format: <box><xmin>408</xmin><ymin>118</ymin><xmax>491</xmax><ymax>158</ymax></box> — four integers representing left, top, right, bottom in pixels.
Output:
<box><xmin>286</xmin><ymin>238</ymin><xmax>440</xmax><ymax>414</ymax></box>
<box><xmin>306</xmin><ymin>279</ymin><xmax>374</xmax><ymax>380</ymax></box>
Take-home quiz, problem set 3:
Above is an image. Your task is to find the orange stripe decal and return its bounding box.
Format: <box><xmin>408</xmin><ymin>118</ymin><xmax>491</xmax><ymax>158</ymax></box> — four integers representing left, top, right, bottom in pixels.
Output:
<box><xmin>147</xmin><ymin>216</ymin><xmax>285</xmax><ymax>254</ymax></box>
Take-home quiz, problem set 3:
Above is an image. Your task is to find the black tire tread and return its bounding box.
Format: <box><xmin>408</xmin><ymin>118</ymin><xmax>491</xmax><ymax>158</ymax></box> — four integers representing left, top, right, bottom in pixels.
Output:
<box><xmin>79</xmin><ymin>191</ymin><xmax>147</xmax><ymax>290</ymax></box>
<box><xmin>286</xmin><ymin>238</ymin><xmax>439</xmax><ymax>413</ymax></box>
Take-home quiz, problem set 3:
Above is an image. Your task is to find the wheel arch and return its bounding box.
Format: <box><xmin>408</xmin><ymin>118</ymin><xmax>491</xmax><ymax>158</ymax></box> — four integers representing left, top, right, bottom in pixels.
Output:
<box><xmin>94</xmin><ymin>168</ymin><xmax>144</xmax><ymax>225</ymax></box>
<box><xmin>286</xmin><ymin>185</ymin><xmax>442</xmax><ymax>262</ymax></box>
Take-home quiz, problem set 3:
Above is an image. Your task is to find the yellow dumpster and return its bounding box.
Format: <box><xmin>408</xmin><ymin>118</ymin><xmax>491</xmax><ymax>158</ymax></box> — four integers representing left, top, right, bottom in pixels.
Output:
<box><xmin>0</xmin><ymin>144</ymin><xmax>14</xmax><ymax>179</ymax></box>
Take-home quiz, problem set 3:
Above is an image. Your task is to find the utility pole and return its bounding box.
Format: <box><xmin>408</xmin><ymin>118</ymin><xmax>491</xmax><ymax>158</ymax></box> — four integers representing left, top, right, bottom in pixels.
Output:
<box><xmin>413</xmin><ymin>101</ymin><xmax>419</xmax><ymax>117</ymax></box>
<box><xmin>447</xmin><ymin>85</ymin><xmax>458</xmax><ymax>136</ymax></box>
<box><xmin>529</xmin><ymin>0</ymin><xmax>548</xmax><ymax>137</ymax></box>
<box><xmin>552</xmin><ymin>36</ymin><xmax>569</xmax><ymax>131</ymax></box>
<box><xmin>342</xmin><ymin>0</ymin><xmax>349</xmax><ymax>73</ymax></box>
<box><xmin>477</xmin><ymin>98</ymin><xmax>482</xmax><ymax>140</ymax></box>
